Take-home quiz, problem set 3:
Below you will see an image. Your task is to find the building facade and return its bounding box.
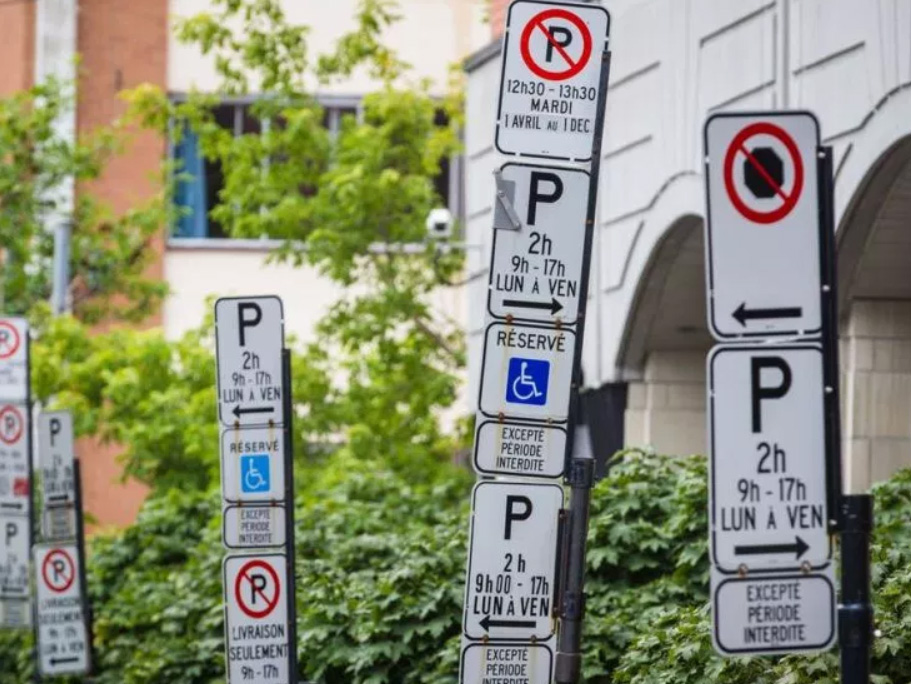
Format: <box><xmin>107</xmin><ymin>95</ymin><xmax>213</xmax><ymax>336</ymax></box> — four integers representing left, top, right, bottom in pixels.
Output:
<box><xmin>0</xmin><ymin>0</ymin><xmax>487</xmax><ymax>527</ymax></box>
<box><xmin>466</xmin><ymin>0</ymin><xmax>911</xmax><ymax>491</ymax></box>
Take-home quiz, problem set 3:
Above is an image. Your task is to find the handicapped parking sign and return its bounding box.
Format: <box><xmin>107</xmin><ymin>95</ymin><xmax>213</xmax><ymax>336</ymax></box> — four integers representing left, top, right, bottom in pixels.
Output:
<box><xmin>240</xmin><ymin>454</ymin><xmax>271</xmax><ymax>494</ymax></box>
<box><xmin>506</xmin><ymin>357</ymin><xmax>550</xmax><ymax>406</ymax></box>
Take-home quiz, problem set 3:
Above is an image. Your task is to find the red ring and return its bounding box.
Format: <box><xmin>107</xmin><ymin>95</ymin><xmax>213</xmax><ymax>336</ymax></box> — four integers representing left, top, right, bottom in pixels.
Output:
<box><xmin>234</xmin><ymin>559</ymin><xmax>280</xmax><ymax>619</ymax></box>
<box><xmin>723</xmin><ymin>121</ymin><xmax>804</xmax><ymax>224</ymax></box>
<box><xmin>520</xmin><ymin>9</ymin><xmax>592</xmax><ymax>81</ymax></box>
<box><xmin>42</xmin><ymin>549</ymin><xmax>75</xmax><ymax>594</ymax></box>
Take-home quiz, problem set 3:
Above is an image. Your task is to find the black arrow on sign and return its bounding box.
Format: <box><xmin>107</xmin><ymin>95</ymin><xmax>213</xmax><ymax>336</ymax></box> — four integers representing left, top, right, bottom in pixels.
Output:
<box><xmin>479</xmin><ymin>615</ymin><xmax>537</xmax><ymax>631</ymax></box>
<box><xmin>0</xmin><ymin>502</ymin><xmax>24</xmax><ymax>511</ymax></box>
<box><xmin>232</xmin><ymin>405</ymin><xmax>275</xmax><ymax>419</ymax></box>
<box><xmin>734</xmin><ymin>536</ymin><xmax>809</xmax><ymax>560</ymax></box>
<box><xmin>733</xmin><ymin>302</ymin><xmax>803</xmax><ymax>327</ymax></box>
<box><xmin>49</xmin><ymin>657</ymin><xmax>80</xmax><ymax>666</ymax></box>
<box><xmin>502</xmin><ymin>297</ymin><xmax>563</xmax><ymax>315</ymax></box>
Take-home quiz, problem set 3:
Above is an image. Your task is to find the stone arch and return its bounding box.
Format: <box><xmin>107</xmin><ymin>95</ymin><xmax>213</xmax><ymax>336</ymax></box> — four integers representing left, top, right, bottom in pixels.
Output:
<box><xmin>830</xmin><ymin>86</ymin><xmax>911</xmax><ymax>491</ymax></box>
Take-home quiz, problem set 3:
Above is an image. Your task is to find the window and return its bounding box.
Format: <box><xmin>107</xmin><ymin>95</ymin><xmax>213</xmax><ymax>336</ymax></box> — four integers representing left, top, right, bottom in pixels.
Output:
<box><xmin>171</xmin><ymin>96</ymin><xmax>462</xmax><ymax>239</ymax></box>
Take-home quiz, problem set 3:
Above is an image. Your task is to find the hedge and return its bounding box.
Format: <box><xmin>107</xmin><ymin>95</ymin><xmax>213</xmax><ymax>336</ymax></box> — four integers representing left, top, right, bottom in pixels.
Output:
<box><xmin>1</xmin><ymin>451</ymin><xmax>910</xmax><ymax>683</ymax></box>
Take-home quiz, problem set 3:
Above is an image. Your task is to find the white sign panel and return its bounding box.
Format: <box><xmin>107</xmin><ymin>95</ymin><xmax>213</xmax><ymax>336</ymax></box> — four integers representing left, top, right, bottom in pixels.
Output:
<box><xmin>496</xmin><ymin>1</ymin><xmax>610</xmax><ymax>161</ymax></box>
<box><xmin>489</xmin><ymin>164</ymin><xmax>590</xmax><ymax>325</ymax></box>
<box><xmin>38</xmin><ymin>411</ymin><xmax>75</xmax><ymax>507</ymax></box>
<box><xmin>0</xmin><ymin>597</ymin><xmax>30</xmax><ymax>629</ymax></box>
<box><xmin>462</xmin><ymin>482</ymin><xmax>561</xmax><ymax>641</ymax></box>
<box><xmin>473</xmin><ymin>418</ymin><xmax>566</xmax><ymax>479</ymax></box>
<box><xmin>704</xmin><ymin>112</ymin><xmax>822</xmax><ymax>339</ymax></box>
<box><xmin>460</xmin><ymin>642</ymin><xmax>553</xmax><ymax>684</ymax></box>
<box><xmin>0</xmin><ymin>318</ymin><xmax>28</xmax><ymax>403</ymax></box>
<box><xmin>42</xmin><ymin>505</ymin><xmax>77</xmax><ymax>542</ymax></box>
<box><xmin>223</xmin><ymin>505</ymin><xmax>286</xmax><ymax>550</ymax></box>
<box><xmin>221</xmin><ymin>427</ymin><xmax>285</xmax><ymax>503</ymax></box>
<box><xmin>215</xmin><ymin>297</ymin><xmax>285</xmax><ymax>427</ymax></box>
<box><xmin>712</xmin><ymin>567</ymin><xmax>836</xmax><ymax>656</ymax></box>
<box><xmin>479</xmin><ymin>323</ymin><xmax>575</xmax><ymax>422</ymax></box>
<box><xmin>709</xmin><ymin>345</ymin><xmax>830</xmax><ymax>572</ymax></box>
<box><xmin>0</xmin><ymin>514</ymin><xmax>29</xmax><ymax>598</ymax></box>
<box><xmin>35</xmin><ymin>543</ymin><xmax>90</xmax><ymax>676</ymax></box>
<box><xmin>0</xmin><ymin>403</ymin><xmax>30</xmax><ymax>514</ymax></box>
<box><xmin>224</xmin><ymin>553</ymin><xmax>291</xmax><ymax>684</ymax></box>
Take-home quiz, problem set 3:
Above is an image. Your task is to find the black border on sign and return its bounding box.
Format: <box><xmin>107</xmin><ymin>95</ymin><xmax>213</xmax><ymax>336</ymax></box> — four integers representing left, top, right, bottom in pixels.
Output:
<box><xmin>476</xmin><ymin>321</ymin><xmax>576</xmax><ymax>423</ymax></box>
<box><xmin>708</xmin><ymin>344</ymin><xmax>833</xmax><ymax>576</ymax></box>
<box><xmin>472</xmin><ymin>419</ymin><xmax>568</xmax><ymax>479</ymax></box>
<box><xmin>713</xmin><ymin>572</ymin><xmax>836</xmax><ymax>655</ymax></box>
<box><xmin>702</xmin><ymin>110</ymin><xmax>824</xmax><ymax>341</ymax></box>
<box><xmin>219</xmin><ymin>427</ymin><xmax>286</xmax><ymax>504</ymax></box>
<box><xmin>222</xmin><ymin>504</ymin><xmax>287</xmax><ymax>550</ymax></box>
<box><xmin>461</xmin><ymin>481</ymin><xmax>563</xmax><ymax>643</ymax></box>
<box><xmin>459</xmin><ymin>642</ymin><xmax>554</xmax><ymax>683</ymax></box>
<box><xmin>487</xmin><ymin>162</ymin><xmax>591</xmax><ymax>327</ymax></box>
<box><xmin>214</xmin><ymin>295</ymin><xmax>285</xmax><ymax>428</ymax></box>
<box><xmin>494</xmin><ymin>0</ymin><xmax>611</xmax><ymax>162</ymax></box>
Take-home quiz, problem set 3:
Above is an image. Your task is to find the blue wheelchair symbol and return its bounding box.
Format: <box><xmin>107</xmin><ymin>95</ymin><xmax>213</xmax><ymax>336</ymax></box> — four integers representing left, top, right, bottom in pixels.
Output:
<box><xmin>240</xmin><ymin>454</ymin><xmax>271</xmax><ymax>493</ymax></box>
<box><xmin>506</xmin><ymin>357</ymin><xmax>550</xmax><ymax>406</ymax></box>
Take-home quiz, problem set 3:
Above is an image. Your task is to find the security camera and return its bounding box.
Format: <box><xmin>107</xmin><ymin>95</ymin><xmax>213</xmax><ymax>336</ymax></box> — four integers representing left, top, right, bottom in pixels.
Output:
<box><xmin>426</xmin><ymin>207</ymin><xmax>453</xmax><ymax>240</ymax></box>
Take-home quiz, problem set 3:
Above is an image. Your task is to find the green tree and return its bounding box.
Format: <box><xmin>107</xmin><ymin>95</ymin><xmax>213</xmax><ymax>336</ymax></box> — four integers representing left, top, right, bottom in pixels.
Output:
<box><xmin>33</xmin><ymin>0</ymin><xmax>467</xmax><ymax>489</ymax></box>
<box><xmin>0</xmin><ymin>78</ymin><xmax>167</xmax><ymax>322</ymax></box>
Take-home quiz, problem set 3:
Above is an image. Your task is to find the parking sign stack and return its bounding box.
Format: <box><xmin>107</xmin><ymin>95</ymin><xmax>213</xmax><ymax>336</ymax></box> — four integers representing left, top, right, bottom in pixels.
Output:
<box><xmin>459</xmin><ymin>3</ymin><xmax>612</xmax><ymax>683</ymax></box>
<box><xmin>703</xmin><ymin>112</ymin><xmax>839</xmax><ymax>657</ymax></box>
<box><xmin>0</xmin><ymin>317</ymin><xmax>31</xmax><ymax>632</ymax></box>
<box><xmin>215</xmin><ymin>296</ymin><xmax>297</xmax><ymax>683</ymax></box>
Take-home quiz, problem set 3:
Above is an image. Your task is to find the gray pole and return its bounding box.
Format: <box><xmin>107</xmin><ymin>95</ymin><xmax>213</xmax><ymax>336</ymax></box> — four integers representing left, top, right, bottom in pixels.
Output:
<box><xmin>50</xmin><ymin>223</ymin><xmax>71</xmax><ymax>316</ymax></box>
<box><xmin>554</xmin><ymin>417</ymin><xmax>594</xmax><ymax>683</ymax></box>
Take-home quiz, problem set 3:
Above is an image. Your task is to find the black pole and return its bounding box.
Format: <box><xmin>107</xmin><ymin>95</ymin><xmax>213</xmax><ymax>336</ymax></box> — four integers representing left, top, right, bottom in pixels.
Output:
<box><xmin>72</xmin><ymin>459</ymin><xmax>94</xmax><ymax>678</ymax></box>
<box><xmin>817</xmin><ymin>146</ymin><xmax>844</xmax><ymax>526</ymax></box>
<box><xmin>817</xmin><ymin>146</ymin><xmax>874</xmax><ymax>683</ymax></box>
<box><xmin>24</xmin><ymin>330</ymin><xmax>41</xmax><ymax>684</ymax></box>
<box><xmin>280</xmin><ymin>349</ymin><xmax>298</xmax><ymax>680</ymax></box>
<box><xmin>839</xmin><ymin>494</ymin><xmax>873</xmax><ymax>683</ymax></box>
<box><xmin>553</xmin><ymin>47</ymin><xmax>611</xmax><ymax>684</ymax></box>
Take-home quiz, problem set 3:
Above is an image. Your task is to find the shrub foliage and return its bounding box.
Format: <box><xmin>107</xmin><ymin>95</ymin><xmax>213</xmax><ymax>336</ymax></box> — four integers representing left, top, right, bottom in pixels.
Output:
<box><xmin>2</xmin><ymin>451</ymin><xmax>911</xmax><ymax>683</ymax></box>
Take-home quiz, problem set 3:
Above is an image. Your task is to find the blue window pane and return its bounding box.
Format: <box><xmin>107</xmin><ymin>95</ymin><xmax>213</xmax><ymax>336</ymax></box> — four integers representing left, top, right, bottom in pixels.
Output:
<box><xmin>173</xmin><ymin>125</ymin><xmax>208</xmax><ymax>238</ymax></box>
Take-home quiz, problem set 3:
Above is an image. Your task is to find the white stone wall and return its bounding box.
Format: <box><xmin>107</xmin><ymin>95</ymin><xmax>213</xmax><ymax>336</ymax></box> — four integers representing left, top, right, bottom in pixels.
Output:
<box><xmin>624</xmin><ymin>350</ymin><xmax>706</xmax><ymax>456</ymax></box>
<box><xmin>843</xmin><ymin>299</ymin><xmax>911</xmax><ymax>492</ymax></box>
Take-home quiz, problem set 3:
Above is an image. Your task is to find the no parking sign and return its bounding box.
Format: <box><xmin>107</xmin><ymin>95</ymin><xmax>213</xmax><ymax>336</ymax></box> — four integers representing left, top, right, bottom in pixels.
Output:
<box><xmin>223</xmin><ymin>554</ymin><xmax>291</xmax><ymax>683</ymax></box>
<box><xmin>496</xmin><ymin>1</ymin><xmax>610</xmax><ymax>160</ymax></box>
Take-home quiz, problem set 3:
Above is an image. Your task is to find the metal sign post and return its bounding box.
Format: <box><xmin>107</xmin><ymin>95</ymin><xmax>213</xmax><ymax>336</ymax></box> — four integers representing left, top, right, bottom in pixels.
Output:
<box><xmin>459</xmin><ymin>4</ymin><xmax>611</xmax><ymax>684</ymax></box>
<box><xmin>816</xmin><ymin>147</ymin><xmax>874</xmax><ymax>684</ymax></box>
<box><xmin>216</xmin><ymin>296</ymin><xmax>297</xmax><ymax>683</ymax></box>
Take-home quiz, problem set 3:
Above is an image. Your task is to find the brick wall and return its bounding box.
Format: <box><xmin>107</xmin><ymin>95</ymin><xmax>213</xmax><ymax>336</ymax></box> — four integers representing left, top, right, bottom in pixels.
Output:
<box><xmin>490</xmin><ymin>0</ymin><xmax>509</xmax><ymax>39</ymax></box>
<box><xmin>0</xmin><ymin>2</ymin><xmax>35</xmax><ymax>95</ymax></box>
<box><xmin>76</xmin><ymin>0</ymin><xmax>169</xmax><ymax>529</ymax></box>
